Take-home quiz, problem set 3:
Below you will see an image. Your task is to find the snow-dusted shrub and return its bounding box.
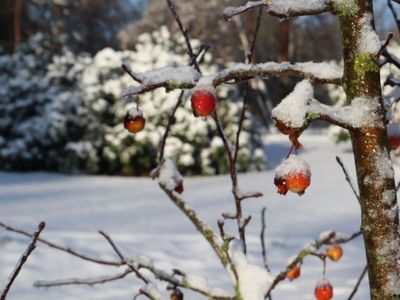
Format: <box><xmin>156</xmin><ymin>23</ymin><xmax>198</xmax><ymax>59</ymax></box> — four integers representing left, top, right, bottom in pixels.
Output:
<box><xmin>0</xmin><ymin>29</ymin><xmax>265</xmax><ymax>175</ymax></box>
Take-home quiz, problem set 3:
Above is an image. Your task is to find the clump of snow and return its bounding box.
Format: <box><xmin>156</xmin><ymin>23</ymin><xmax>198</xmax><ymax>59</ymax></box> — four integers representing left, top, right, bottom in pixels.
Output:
<box><xmin>311</xmin><ymin>96</ymin><xmax>384</xmax><ymax>128</ymax></box>
<box><xmin>319</xmin><ymin>230</ymin><xmax>335</xmax><ymax>240</ymax></box>
<box><xmin>375</xmin><ymin>150</ymin><xmax>394</xmax><ymax>180</ymax></box>
<box><xmin>229</xmin><ymin>240</ymin><xmax>272</xmax><ymax>300</ymax></box>
<box><xmin>127</xmin><ymin>107</ymin><xmax>143</xmax><ymax>118</ymax></box>
<box><xmin>158</xmin><ymin>158</ymin><xmax>183</xmax><ymax>192</ymax></box>
<box><xmin>358</xmin><ymin>13</ymin><xmax>381</xmax><ymax>54</ymax></box>
<box><xmin>185</xmin><ymin>274</ymin><xmax>210</xmax><ymax>292</ymax></box>
<box><xmin>210</xmin><ymin>288</ymin><xmax>232</xmax><ymax>298</ymax></box>
<box><xmin>267</xmin><ymin>0</ymin><xmax>326</xmax><ymax>15</ymax></box>
<box><xmin>137</xmin><ymin>255</ymin><xmax>153</xmax><ymax>268</ymax></box>
<box><xmin>143</xmin><ymin>283</ymin><xmax>164</xmax><ymax>300</ymax></box>
<box><xmin>140</xmin><ymin>65</ymin><xmax>201</xmax><ymax>86</ymax></box>
<box><xmin>382</xmin><ymin>190</ymin><xmax>396</xmax><ymax>205</ymax></box>
<box><xmin>272</xmin><ymin>80</ymin><xmax>314</xmax><ymax>128</ymax></box>
<box><xmin>275</xmin><ymin>155</ymin><xmax>311</xmax><ymax>178</ymax></box>
<box><xmin>295</xmin><ymin>62</ymin><xmax>343</xmax><ymax>80</ymax></box>
<box><xmin>286</xmin><ymin>255</ymin><xmax>298</xmax><ymax>267</ymax></box>
<box><xmin>192</xmin><ymin>75</ymin><xmax>215</xmax><ymax>94</ymax></box>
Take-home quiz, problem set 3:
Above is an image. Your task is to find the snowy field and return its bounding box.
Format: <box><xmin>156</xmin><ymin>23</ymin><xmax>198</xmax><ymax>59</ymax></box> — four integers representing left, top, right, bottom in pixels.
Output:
<box><xmin>1</xmin><ymin>134</ymin><xmax>398</xmax><ymax>300</ymax></box>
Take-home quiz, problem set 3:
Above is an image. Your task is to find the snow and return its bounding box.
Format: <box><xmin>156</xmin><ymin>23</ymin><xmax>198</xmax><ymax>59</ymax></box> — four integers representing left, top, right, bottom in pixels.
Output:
<box><xmin>184</xmin><ymin>274</ymin><xmax>210</xmax><ymax>293</ymax></box>
<box><xmin>273</xmin><ymin>80</ymin><xmax>384</xmax><ymax>130</ymax></box>
<box><xmin>140</xmin><ymin>66</ymin><xmax>200</xmax><ymax>87</ymax></box>
<box><xmin>192</xmin><ymin>75</ymin><xmax>215</xmax><ymax>94</ymax></box>
<box><xmin>1</xmin><ymin>134</ymin><xmax>398</xmax><ymax>299</ymax></box>
<box><xmin>229</xmin><ymin>239</ymin><xmax>272</xmax><ymax>300</ymax></box>
<box><xmin>275</xmin><ymin>154</ymin><xmax>311</xmax><ymax>178</ymax></box>
<box><xmin>272</xmin><ymin>80</ymin><xmax>314</xmax><ymax>128</ymax></box>
<box><xmin>358</xmin><ymin>13</ymin><xmax>381</xmax><ymax>55</ymax></box>
<box><xmin>158</xmin><ymin>158</ymin><xmax>183</xmax><ymax>192</ymax></box>
<box><xmin>267</xmin><ymin>0</ymin><xmax>326</xmax><ymax>15</ymax></box>
<box><xmin>127</xmin><ymin>107</ymin><xmax>143</xmax><ymax>118</ymax></box>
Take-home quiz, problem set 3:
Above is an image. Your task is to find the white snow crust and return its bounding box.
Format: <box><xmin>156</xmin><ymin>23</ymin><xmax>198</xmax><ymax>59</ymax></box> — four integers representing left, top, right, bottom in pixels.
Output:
<box><xmin>158</xmin><ymin>158</ymin><xmax>183</xmax><ymax>192</ymax></box>
<box><xmin>358</xmin><ymin>13</ymin><xmax>381</xmax><ymax>54</ymax></box>
<box><xmin>229</xmin><ymin>240</ymin><xmax>272</xmax><ymax>300</ymax></box>
<box><xmin>275</xmin><ymin>154</ymin><xmax>311</xmax><ymax>178</ymax></box>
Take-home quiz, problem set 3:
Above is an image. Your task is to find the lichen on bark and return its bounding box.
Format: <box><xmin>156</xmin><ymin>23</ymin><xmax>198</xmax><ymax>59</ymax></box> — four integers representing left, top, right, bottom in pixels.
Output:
<box><xmin>339</xmin><ymin>1</ymin><xmax>400</xmax><ymax>298</ymax></box>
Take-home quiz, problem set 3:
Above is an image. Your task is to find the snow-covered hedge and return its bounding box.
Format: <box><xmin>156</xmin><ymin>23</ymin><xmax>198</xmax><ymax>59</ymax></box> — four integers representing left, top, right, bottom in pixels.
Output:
<box><xmin>0</xmin><ymin>29</ymin><xmax>265</xmax><ymax>175</ymax></box>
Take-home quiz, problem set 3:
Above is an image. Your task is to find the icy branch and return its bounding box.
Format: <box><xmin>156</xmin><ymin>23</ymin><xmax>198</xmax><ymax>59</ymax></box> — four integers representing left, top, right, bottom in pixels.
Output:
<box><xmin>34</xmin><ymin>269</ymin><xmax>133</xmax><ymax>288</ymax></box>
<box><xmin>223</xmin><ymin>0</ymin><xmax>333</xmax><ymax>20</ymax></box>
<box><xmin>123</xmin><ymin>62</ymin><xmax>342</xmax><ymax>98</ymax></box>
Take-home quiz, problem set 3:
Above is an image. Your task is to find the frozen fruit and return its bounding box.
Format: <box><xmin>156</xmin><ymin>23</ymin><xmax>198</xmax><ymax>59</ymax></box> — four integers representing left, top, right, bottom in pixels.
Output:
<box><xmin>191</xmin><ymin>90</ymin><xmax>216</xmax><ymax>117</ymax></box>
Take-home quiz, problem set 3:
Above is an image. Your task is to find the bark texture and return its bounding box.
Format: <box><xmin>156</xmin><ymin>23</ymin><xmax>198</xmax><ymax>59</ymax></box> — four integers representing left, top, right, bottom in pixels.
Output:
<box><xmin>340</xmin><ymin>1</ymin><xmax>400</xmax><ymax>299</ymax></box>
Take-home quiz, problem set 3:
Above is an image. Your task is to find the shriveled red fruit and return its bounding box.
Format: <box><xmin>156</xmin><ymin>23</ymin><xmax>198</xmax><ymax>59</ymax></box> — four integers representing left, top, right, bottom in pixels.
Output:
<box><xmin>286</xmin><ymin>265</ymin><xmax>301</xmax><ymax>281</ymax></box>
<box><xmin>274</xmin><ymin>177</ymin><xmax>288</xmax><ymax>195</ymax></box>
<box><xmin>285</xmin><ymin>173</ymin><xmax>310</xmax><ymax>195</ymax></box>
<box><xmin>314</xmin><ymin>279</ymin><xmax>333</xmax><ymax>300</ymax></box>
<box><xmin>326</xmin><ymin>245</ymin><xmax>343</xmax><ymax>262</ymax></box>
<box><xmin>174</xmin><ymin>181</ymin><xmax>184</xmax><ymax>194</ymax></box>
<box><xmin>191</xmin><ymin>90</ymin><xmax>216</xmax><ymax>117</ymax></box>
<box><xmin>124</xmin><ymin>108</ymin><xmax>145</xmax><ymax>133</ymax></box>
<box><xmin>170</xmin><ymin>288</ymin><xmax>183</xmax><ymax>300</ymax></box>
<box><xmin>274</xmin><ymin>155</ymin><xmax>311</xmax><ymax>196</ymax></box>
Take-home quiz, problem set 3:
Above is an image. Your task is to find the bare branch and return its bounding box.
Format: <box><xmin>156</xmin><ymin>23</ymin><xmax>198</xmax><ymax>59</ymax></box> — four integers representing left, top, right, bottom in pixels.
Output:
<box><xmin>260</xmin><ymin>207</ymin><xmax>270</xmax><ymax>272</ymax></box>
<box><xmin>0</xmin><ymin>222</ymin><xmax>121</xmax><ymax>267</ymax></box>
<box><xmin>165</xmin><ymin>0</ymin><xmax>201</xmax><ymax>73</ymax></box>
<box><xmin>99</xmin><ymin>231</ymin><xmax>149</xmax><ymax>284</ymax></box>
<box><xmin>377</xmin><ymin>32</ymin><xmax>394</xmax><ymax>58</ymax></box>
<box><xmin>34</xmin><ymin>269</ymin><xmax>133</xmax><ymax>288</ymax></box>
<box><xmin>1</xmin><ymin>222</ymin><xmax>45</xmax><ymax>300</ymax></box>
<box><xmin>347</xmin><ymin>265</ymin><xmax>368</xmax><ymax>300</ymax></box>
<box><xmin>335</xmin><ymin>156</ymin><xmax>360</xmax><ymax>203</ymax></box>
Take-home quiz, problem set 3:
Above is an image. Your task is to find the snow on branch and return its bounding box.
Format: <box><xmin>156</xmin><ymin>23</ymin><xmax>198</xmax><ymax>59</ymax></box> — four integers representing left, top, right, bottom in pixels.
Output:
<box><xmin>223</xmin><ymin>0</ymin><xmax>333</xmax><ymax>21</ymax></box>
<box><xmin>272</xmin><ymin>80</ymin><xmax>384</xmax><ymax>143</ymax></box>
<box><xmin>123</xmin><ymin>62</ymin><xmax>343</xmax><ymax>98</ymax></box>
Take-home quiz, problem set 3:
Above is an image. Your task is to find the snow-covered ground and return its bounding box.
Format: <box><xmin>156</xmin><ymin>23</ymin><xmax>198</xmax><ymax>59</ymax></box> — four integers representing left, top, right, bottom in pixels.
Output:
<box><xmin>1</xmin><ymin>134</ymin><xmax>397</xmax><ymax>300</ymax></box>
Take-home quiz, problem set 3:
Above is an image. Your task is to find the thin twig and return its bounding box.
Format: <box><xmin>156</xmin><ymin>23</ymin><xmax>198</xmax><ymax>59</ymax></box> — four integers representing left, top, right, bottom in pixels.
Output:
<box><xmin>335</xmin><ymin>156</ymin><xmax>360</xmax><ymax>203</ymax></box>
<box><xmin>1</xmin><ymin>222</ymin><xmax>45</xmax><ymax>300</ymax></box>
<box><xmin>98</xmin><ymin>231</ymin><xmax>149</xmax><ymax>284</ymax></box>
<box><xmin>34</xmin><ymin>268</ymin><xmax>133</xmax><ymax>288</ymax></box>
<box><xmin>377</xmin><ymin>32</ymin><xmax>394</xmax><ymax>58</ymax></box>
<box><xmin>260</xmin><ymin>207</ymin><xmax>270</xmax><ymax>272</ymax></box>
<box><xmin>0</xmin><ymin>222</ymin><xmax>121</xmax><ymax>267</ymax></box>
<box><xmin>122</xmin><ymin>64</ymin><xmax>143</xmax><ymax>83</ymax></box>
<box><xmin>165</xmin><ymin>0</ymin><xmax>201</xmax><ymax>73</ymax></box>
<box><xmin>347</xmin><ymin>265</ymin><xmax>368</xmax><ymax>300</ymax></box>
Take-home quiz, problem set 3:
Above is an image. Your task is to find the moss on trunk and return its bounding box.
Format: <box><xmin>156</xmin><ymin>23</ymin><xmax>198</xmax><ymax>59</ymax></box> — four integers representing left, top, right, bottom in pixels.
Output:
<box><xmin>339</xmin><ymin>1</ymin><xmax>400</xmax><ymax>299</ymax></box>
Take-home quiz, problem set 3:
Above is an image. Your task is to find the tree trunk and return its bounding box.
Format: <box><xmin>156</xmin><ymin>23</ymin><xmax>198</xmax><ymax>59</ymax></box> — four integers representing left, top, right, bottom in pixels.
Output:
<box><xmin>13</xmin><ymin>0</ymin><xmax>22</xmax><ymax>51</ymax></box>
<box><xmin>340</xmin><ymin>1</ymin><xmax>400</xmax><ymax>299</ymax></box>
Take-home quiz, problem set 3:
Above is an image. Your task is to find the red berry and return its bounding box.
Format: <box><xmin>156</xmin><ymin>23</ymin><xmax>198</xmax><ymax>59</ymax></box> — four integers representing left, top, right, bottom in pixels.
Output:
<box><xmin>124</xmin><ymin>108</ymin><xmax>145</xmax><ymax>133</ymax></box>
<box><xmin>286</xmin><ymin>265</ymin><xmax>301</xmax><ymax>281</ymax></box>
<box><xmin>285</xmin><ymin>173</ymin><xmax>310</xmax><ymax>195</ymax></box>
<box><xmin>191</xmin><ymin>90</ymin><xmax>216</xmax><ymax>117</ymax></box>
<box><xmin>326</xmin><ymin>245</ymin><xmax>343</xmax><ymax>262</ymax></box>
<box><xmin>314</xmin><ymin>279</ymin><xmax>333</xmax><ymax>300</ymax></box>
<box><xmin>274</xmin><ymin>155</ymin><xmax>311</xmax><ymax>196</ymax></box>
